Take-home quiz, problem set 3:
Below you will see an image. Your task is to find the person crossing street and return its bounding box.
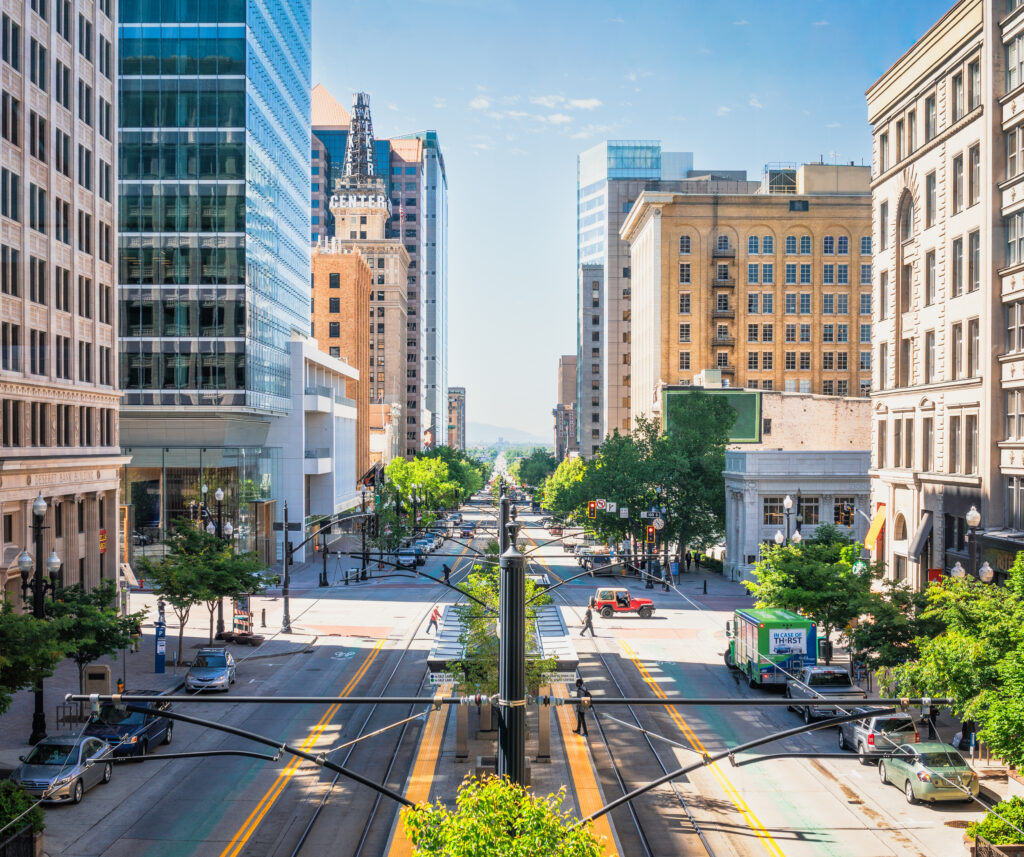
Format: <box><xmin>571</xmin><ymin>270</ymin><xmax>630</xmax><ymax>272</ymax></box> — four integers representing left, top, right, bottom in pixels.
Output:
<box><xmin>427</xmin><ymin>605</ymin><xmax>441</xmax><ymax>635</ymax></box>
<box><xmin>579</xmin><ymin>605</ymin><xmax>595</xmax><ymax>637</ymax></box>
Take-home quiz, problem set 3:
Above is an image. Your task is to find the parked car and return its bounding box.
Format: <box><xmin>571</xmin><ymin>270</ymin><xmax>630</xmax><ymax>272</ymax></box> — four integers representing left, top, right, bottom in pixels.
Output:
<box><xmin>459</xmin><ymin>524</ymin><xmax>475</xmax><ymax>539</ymax></box>
<box><xmin>837</xmin><ymin>710</ymin><xmax>919</xmax><ymax>764</ymax></box>
<box><xmin>448</xmin><ymin>513</ymin><xmax>463</xmax><ymax>525</ymax></box>
<box><xmin>131</xmin><ymin>530</ymin><xmax>152</xmax><ymax>546</ymax></box>
<box><xmin>785</xmin><ymin>667</ymin><xmax>867</xmax><ymax>723</ymax></box>
<box><xmin>396</xmin><ymin>548</ymin><xmax>418</xmax><ymax>569</ymax></box>
<box><xmin>9</xmin><ymin>736</ymin><xmax>112</xmax><ymax>804</ymax></box>
<box><xmin>590</xmin><ymin>587</ymin><xmax>655</xmax><ymax>618</ymax></box>
<box><xmin>879</xmin><ymin>742</ymin><xmax>979</xmax><ymax>804</ymax></box>
<box><xmin>185</xmin><ymin>648</ymin><xmax>236</xmax><ymax>692</ymax></box>
<box><xmin>414</xmin><ymin>538</ymin><xmax>435</xmax><ymax>554</ymax></box>
<box><xmin>548</xmin><ymin>525</ymin><xmax>564</xmax><ymax>537</ymax></box>
<box><xmin>83</xmin><ymin>695</ymin><xmax>173</xmax><ymax>757</ymax></box>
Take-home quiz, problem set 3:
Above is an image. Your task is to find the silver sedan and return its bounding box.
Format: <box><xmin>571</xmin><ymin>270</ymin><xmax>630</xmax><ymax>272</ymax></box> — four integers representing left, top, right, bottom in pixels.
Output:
<box><xmin>9</xmin><ymin>736</ymin><xmax>113</xmax><ymax>804</ymax></box>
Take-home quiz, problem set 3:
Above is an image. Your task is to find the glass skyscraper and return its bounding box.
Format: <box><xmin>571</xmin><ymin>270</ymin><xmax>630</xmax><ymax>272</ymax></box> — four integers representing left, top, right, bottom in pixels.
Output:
<box><xmin>117</xmin><ymin>0</ymin><xmax>312</xmax><ymax>546</ymax></box>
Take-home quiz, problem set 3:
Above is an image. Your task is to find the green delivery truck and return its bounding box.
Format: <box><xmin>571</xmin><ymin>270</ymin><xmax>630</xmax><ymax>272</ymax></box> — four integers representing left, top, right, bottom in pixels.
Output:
<box><xmin>724</xmin><ymin>608</ymin><xmax>818</xmax><ymax>688</ymax></box>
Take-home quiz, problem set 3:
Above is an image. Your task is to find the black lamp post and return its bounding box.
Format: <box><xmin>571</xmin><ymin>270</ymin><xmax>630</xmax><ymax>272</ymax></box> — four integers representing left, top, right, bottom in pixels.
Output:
<box><xmin>411</xmin><ymin>484</ymin><xmax>421</xmax><ymax>533</ymax></box>
<box><xmin>966</xmin><ymin>505</ymin><xmax>981</xmax><ymax>578</ymax></box>
<box><xmin>783</xmin><ymin>494</ymin><xmax>794</xmax><ymax>543</ymax></box>
<box><xmin>497</xmin><ymin>520</ymin><xmax>526</xmax><ymax>784</ymax></box>
<box><xmin>18</xmin><ymin>492</ymin><xmax>62</xmax><ymax>745</ymax></box>
<box><xmin>360</xmin><ymin>487</ymin><xmax>368</xmax><ymax>581</ymax></box>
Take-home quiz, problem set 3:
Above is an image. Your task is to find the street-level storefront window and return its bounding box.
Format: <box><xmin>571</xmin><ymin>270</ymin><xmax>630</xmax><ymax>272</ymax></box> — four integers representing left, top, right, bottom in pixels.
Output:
<box><xmin>763</xmin><ymin>497</ymin><xmax>783</xmax><ymax>526</ymax></box>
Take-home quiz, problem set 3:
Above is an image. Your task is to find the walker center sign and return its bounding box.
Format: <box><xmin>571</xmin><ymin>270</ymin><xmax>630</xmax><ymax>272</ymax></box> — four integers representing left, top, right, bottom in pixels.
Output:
<box><xmin>769</xmin><ymin>628</ymin><xmax>807</xmax><ymax>654</ymax></box>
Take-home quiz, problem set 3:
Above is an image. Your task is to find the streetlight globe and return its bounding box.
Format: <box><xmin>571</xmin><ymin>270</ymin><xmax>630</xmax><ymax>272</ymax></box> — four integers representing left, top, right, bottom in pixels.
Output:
<box><xmin>46</xmin><ymin>551</ymin><xmax>61</xmax><ymax>576</ymax></box>
<box><xmin>32</xmin><ymin>492</ymin><xmax>47</xmax><ymax>519</ymax></box>
<box><xmin>950</xmin><ymin>561</ymin><xmax>967</xmax><ymax>578</ymax></box>
<box><xmin>224</xmin><ymin>521</ymin><xmax>234</xmax><ymax>537</ymax></box>
<box><xmin>774</xmin><ymin>530</ymin><xmax>785</xmax><ymax>545</ymax></box>
<box><xmin>792</xmin><ymin>530</ymin><xmax>803</xmax><ymax>544</ymax></box>
<box><xmin>966</xmin><ymin>505</ymin><xmax>981</xmax><ymax>528</ymax></box>
<box><xmin>202</xmin><ymin>484</ymin><xmax>209</xmax><ymax>495</ymax></box>
<box><xmin>783</xmin><ymin>495</ymin><xmax>794</xmax><ymax>511</ymax></box>
<box><xmin>979</xmin><ymin>562</ymin><xmax>995</xmax><ymax>583</ymax></box>
<box><xmin>206</xmin><ymin>521</ymin><xmax>216</xmax><ymax>535</ymax></box>
<box><xmin>215</xmin><ymin>487</ymin><xmax>224</xmax><ymax>502</ymax></box>
<box><xmin>17</xmin><ymin>549</ymin><xmax>33</xmax><ymax>576</ymax></box>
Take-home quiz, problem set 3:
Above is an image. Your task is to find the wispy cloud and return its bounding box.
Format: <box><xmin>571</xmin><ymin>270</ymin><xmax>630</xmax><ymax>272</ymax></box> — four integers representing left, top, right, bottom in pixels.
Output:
<box><xmin>568</xmin><ymin>98</ymin><xmax>602</xmax><ymax>110</ymax></box>
<box><xmin>608</xmin><ymin>16</ymin><xmax>624</xmax><ymax>23</ymax></box>
<box><xmin>433</xmin><ymin>97</ymin><xmax>447</xmax><ymax>109</ymax></box>
<box><xmin>472</xmin><ymin>141</ymin><xmax>493</xmax><ymax>150</ymax></box>
<box><xmin>748</xmin><ymin>95</ymin><xmax>763</xmax><ymax>109</ymax></box>
<box><xmin>813</xmin><ymin>19</ymin><xmax>828</xmax><ymax>26</ymax></box>
<box><xmin>530</xmin><ymin>95</ymin><xmax>564</xmax><ymax>108</ymax></box>
<box><xmin>570</xmin><ymin>123</ymin><xmax>614</xmax><ymax>140</ymax></box>
<box><xmin>469</xmin><ymin>95</ymin><xmax>492</xmax><ymax>110</ymax></box>
<box><xmin>387</xmin><ymin>103</ymin><xmax>399</xmax><ymax>111</ymax></box>
<box><xmin>716</xmin><ymin>106</ymin><xmax>732</xmax><ymax>116</ymax></box>
<box><xmin>541</xmin><ymin>113</ymin><xmax>573</xmax><ymax>125</ymax></box>
<box><xmin>826</xmin><ymin>122</ymin><xmax>841</xmax><ymax>128</ymax></box>
<box><xmin>734</xmin><ymin>19</ymin><xmax>748</xmax><ymax>25</ymax></box>
<box><xmin>626</xmin><ymin>69</ymin><xmax>652</xmax><ymax>82</ymax></box>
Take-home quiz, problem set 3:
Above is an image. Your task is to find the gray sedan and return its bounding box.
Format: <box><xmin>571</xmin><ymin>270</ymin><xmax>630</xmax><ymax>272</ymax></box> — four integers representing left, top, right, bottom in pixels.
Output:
<box><xmin>9</xmin><ymin>736</ymin><xmax>113</xmax><ymax>804</ymax></box>
<box><xmin>185</xmin><ymin>648</ymin><xmax>236</xmax><ymax>691</ymax></box>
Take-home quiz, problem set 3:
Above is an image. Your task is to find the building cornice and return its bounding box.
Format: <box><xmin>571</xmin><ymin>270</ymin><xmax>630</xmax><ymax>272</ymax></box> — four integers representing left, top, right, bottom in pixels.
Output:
<box><xmin>870</xmin><ymin>106</ymin><xmax>983</xmax><ymax>191</ymax></box>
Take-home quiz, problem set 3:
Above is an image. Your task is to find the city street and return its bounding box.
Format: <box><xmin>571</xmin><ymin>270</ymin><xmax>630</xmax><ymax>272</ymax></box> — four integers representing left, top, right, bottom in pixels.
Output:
<box><xmin>11</xmin><ymin>497</ymin><xmax>983</xmax><ymax>857</ymax></box>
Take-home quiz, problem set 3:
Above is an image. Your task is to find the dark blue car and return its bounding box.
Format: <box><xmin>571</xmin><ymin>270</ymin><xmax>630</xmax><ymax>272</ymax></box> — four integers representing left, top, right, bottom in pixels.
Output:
<box><xmin>83</xmin><ymin>695</ymin><xmax>173</xmax><ymax>757</ymax></box>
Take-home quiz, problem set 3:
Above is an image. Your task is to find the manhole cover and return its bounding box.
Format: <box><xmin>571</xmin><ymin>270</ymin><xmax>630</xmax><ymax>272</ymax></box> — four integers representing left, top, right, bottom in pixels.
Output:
<box><xmin>945</xmin><ymin>820</ymin><xmax>971</xmax><ymax>829</ymax></box>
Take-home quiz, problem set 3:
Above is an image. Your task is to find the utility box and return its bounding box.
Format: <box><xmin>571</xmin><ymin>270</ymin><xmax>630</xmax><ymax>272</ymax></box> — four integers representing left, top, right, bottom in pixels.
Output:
<box><xmin>84</xmin><ymin>665</ymin><xmax>111</xmax><ymax>695</ymax></box>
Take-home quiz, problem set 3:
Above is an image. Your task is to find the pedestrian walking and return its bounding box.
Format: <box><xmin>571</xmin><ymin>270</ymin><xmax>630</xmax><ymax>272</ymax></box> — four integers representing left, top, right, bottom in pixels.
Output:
<box><xmin>442</xmin><ymin>563</ymin><xmax>451</xmax><ymax>586</ymax></box>
<box><xmin>579</xmin><ymin>606</ymin><xmax>595</xmax><ymax>637</ymax></box>
<box><xmin>129</xmin><ymin>617</ymin><xmax>142</xmax><ymax>653</ymax></box>
<box><xmin>427</xmin><ymin>605</ymin><xmax>441</xmax><ymax>635</ymax></box>
<box><xmin>685</xmin><ymin>551</ymin><xmax>692</xmax><ymax>572</ymax></box>
<box><xmin>572</xmin><ymin>677</ymin><xmax>590</xmax><ymax>736</ymax></box>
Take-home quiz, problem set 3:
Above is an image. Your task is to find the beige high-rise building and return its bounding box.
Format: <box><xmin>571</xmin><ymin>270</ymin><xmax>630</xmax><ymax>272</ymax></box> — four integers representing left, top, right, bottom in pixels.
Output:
<box><xmin>622</xmin><ymin>164</ymin><xmax>873</xmax><ymax>429</ymax></box>
<box><xmin>447</xmin><ymin>386</ymin><xmax>465</xmax><ymax>450</ymax></box>
<box><xmin>557</xmin><ymin>354</ymin><xmax>577</xmax><ymax>408</ymax></box>
<box><xmin>0</xmin><ymin>0</ymin><xmax>126</xmax><ymax>602</ymax></box>
<box><xmin>865</xmin><ymin>0</ymin><xmax>1024</xmax><ymax>589</ymax></box>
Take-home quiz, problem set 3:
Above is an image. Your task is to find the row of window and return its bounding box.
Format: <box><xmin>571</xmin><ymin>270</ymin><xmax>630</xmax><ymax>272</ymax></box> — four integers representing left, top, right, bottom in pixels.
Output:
<box><xmin>690</xmin><ymin>234</ymin><xmax>872</xmax><ymax>256</ymax></box>
<box><xmin>1</xmin><ymin>400</ymin><xmax>114</xmax><ymax>450</ymax></box>
<box><xmin>1</xmin><ymin>322</ymin><xmax>110</xmax><ymax>385</ymax></box>
<box><xmin>0</xmin><ymin>249</ymin><xmax>111</xmax><ymax>319</ymax></box>
<box><xmin>878</xmin><ymin>58</ymin><xmax>979</xmax><ymax>173</ymax></box>
<box><xmin>877</xmin><ymin>318</ymin><xmax>980</xmax><ymax>388</ymax></box>
<box><xmin>877</xmin><ymin>413</ymin><xmax>977</xmax><ymax>475</ymax></box>
<box><xmin>680</xmin><ymin>291</ymin><xmax>872</xmax><ymax>319</ymax></box>
<box><xmin>763</xmin><ymin>496</ymin><xmax>859</xmax><ymax>527</ymax></box>
<box><xmin>744</xmin><ymin>351</ymin><xmax>870</xmax><ymax>371</ymax></box>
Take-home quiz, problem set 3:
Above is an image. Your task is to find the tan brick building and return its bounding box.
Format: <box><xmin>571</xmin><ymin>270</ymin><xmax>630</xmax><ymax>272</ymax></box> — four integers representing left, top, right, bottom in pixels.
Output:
<box><xmin>0</xmin><ymin>0</ymin><xmax>128</xmax><ymax>603</ymax></box>
<box><xmin>311</xmin><ymin>250</ymin><xmax>372</xmax><ymax>478</ymax></box>
<box><xmin>622</xmin><ymin>164</ymin><xmax>873</xmax><ymax>428</ymax></box>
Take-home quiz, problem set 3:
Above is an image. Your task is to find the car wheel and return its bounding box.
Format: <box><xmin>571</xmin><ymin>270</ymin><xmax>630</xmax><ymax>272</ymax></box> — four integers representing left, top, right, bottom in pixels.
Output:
<box><xmin>139</xmin><ymin>739</ymin><xmax>149</xmax><ymax>758</ymax></box>
<box><xmin>101</xmin><ymin>762</ymin><xmax>112</xmax><ymax>784</ymax></box>
<box><xmin>857</xmin><ymin>742</ymin><xmax>872</xmax><ymax>766</ymax></box>
<box><xmin>600</xmin><ymin>606</ymin><xmax>613</xmax><ymax>619</ymax></box>
<box><xmin>837</xmin><ymin>730</ymin><xmax>847</xmax><ymax>750</ymax></box>
<box><xmin>71</xmin><ymin>779</ymin><xmax>84</xmax><ymax>804</ymax></box>
<box><xmin>803</xmin><ymin>706</ymin><xmax>812</xmax><ymax>725</ymax></box>
<box><xmin>724</xmin><ymin>650</ymin><xmax>736</xmax><ymax>669</ymax></box>
<box><xmin>163</xmin><ymin>723</ymin><xmax>173</xmax><ymax>745</ymax></box>
<box><xmin>638</xmin><ymin>606</ymin><xmax>653</xmax><ymax>618</ymax></box>
<box><xmin>878</xmin><ymin>760</ymin><xmax>888</xmax><ymax>785</ymax></box>
<box><xmin>904</xmin><ymin>779</ymin><xmax>917</xmax><ymax>805</ymax></box>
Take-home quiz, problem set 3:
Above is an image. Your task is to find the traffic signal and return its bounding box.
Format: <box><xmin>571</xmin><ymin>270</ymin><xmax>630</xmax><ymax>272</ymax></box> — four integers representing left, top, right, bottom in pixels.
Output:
<box><xmin>587</xmin><ymin>500</ymin><xmax>597</xmax><ymax>519</ymax></box>
<box><xmin>646</xmin><ymin>525</ymin><xmax>656</xmax><ymax>544</ymax></box>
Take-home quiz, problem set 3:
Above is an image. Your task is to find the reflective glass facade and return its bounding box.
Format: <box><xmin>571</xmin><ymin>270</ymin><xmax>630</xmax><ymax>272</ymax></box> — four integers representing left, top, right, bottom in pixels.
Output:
<box><xmin>118</xmin><ymin>0</ymin><xmax>312</xmax><ymax>411</ymax></box>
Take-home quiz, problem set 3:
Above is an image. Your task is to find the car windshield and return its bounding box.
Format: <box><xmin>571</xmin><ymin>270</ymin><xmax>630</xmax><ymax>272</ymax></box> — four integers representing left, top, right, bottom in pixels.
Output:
<box><xmin>194</xmin><ymin>654</ymin><xmax>227</xmax><ymax>668</ymax></box>
<box><xmin>92</xmin><ymin>704</ymin><xmax>146</xmax><ymax>726</ymax></box>
<box><xmin>25</xmin><ymin>743</ymin><xmax>76</xmax><ymax>766</ymax></box>
<box><xmin>807</xmin><ymin>672</ymin><xmax>852</xmax><ymax>687</ymax></box>
<box><xmin>875</xmin><ymin>718</ymin><xmax>915</xmax><ymax>733</ymax></box>
<box><xmin>920</xmin><ymin>750</ymin><xmax>967</xmax><ymax>768</ymax></box>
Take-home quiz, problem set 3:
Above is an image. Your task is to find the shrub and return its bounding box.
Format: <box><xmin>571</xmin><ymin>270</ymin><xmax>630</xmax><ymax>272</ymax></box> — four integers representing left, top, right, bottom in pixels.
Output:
<box><xmin>0</xmin><ymin>780</ymin><xmax>44</xmax><ymax>836</ymax></box>
<box><xmin>967</xmin><ymin>796</ymin><xmax>1024</xmax><ymax>845</ymax></box>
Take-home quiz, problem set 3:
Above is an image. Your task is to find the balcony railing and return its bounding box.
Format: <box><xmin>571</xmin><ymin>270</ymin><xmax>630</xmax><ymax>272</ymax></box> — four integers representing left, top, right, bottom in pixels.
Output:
<box><xmin>304</xmin><ymin>385</ymin><xmax>332</xmax><ymax>398</ymax></box>
<box><xmin>304</xmin><ymin>447</ymin><xmax>330</xmax><ymax>459</ymax></box>
<box><xmin>711</xmin><ymin>336</ymin><xmax>736</xmax><ymax>346</ymax></box>
<box><xmin>712</xmin><ymin>309</ymin><xmax>735</xmax><ymax>319</ymax></box>
<box><xmin>716</xmin><ymin>364</ymin><xmax>735</xmax><ymax>374</ymax></box>
<box><xmin>712</xmin><ymin>277</ymin><xmax>736</xmax><ymax>288</ymax></box>
<box><xmin>712</xmin><ymin>247</ymin><xmax>736</xmax><ymax>258</ymax></box>
<box><xmin>335</xmin><ymin>394</ymin><xmax>357</xmax><ymax>408</ymax></box>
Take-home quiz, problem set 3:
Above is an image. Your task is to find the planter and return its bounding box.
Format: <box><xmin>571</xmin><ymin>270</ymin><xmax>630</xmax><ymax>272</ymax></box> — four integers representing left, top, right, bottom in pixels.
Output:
<box><xmin>0</xmin><ymin>825</ymin><xmax>43</xmax><ymax>857</ymax></box>
<box><xmin>964</xmin><ymin>834</ymin><xmax>1024</xmax><ymax>856</ymax></box>
<box><xmin>247</xmin><ymin>635</ymin><xmax>264</xmax><ymax>647</ymax></box>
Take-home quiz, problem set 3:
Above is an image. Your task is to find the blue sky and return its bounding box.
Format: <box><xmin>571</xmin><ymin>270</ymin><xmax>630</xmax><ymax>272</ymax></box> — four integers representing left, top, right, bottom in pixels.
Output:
<box><xmin>311</xmin><ymin>0</ymin><xmax>951</xmax><ymax>439</ymax></box>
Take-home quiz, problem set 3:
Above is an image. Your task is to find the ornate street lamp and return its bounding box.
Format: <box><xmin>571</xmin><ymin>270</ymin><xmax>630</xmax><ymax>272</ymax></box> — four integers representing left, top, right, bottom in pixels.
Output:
<box><xmin>783</xmin><ymin>495</ymin><xmax>794</xmax><ymax>543</ymax></box>
<box><xmin>774</xmin><ymin>530</ymin><xmax>784</xmax><ymax>546</ymax></box>
<box><xmin>965</xmin><ymin>505</ymin><xmax>981</xmax><ymax>578</ymax></box>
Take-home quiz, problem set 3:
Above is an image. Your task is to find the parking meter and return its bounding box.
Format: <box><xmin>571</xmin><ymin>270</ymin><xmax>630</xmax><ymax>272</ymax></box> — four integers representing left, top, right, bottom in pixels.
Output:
<box><xmin>155</xmin><ymin>621</ymin><xmax>166</xmax><ymax>674</ymax></box>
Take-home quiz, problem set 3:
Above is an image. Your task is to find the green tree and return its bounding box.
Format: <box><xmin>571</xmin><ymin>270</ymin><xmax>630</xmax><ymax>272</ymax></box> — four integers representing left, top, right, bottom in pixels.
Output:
<box><xmin>385</xmin><ymin>456</ymin><xmax>462</xmax><ymax>527</ymax></box>
<box><xmin>0</xmin><ymin>779</ymin><xmax>45</xmax><ymax>836</ymax></box>
<box><xmin>844</xmin><ymin>577</ymin><xmax>943</xmax><ymax>669</ymax></box>
<box><xmin>515</xmin><ymin>448</ymin><xmax>557</xmax><ymax>491</ymax></box>
<box><xmin>890</xmin><ymin>554</ymin><xmax>1024</xmax><ymax>766</ymax></box>
<box><xmin>423</xmin><ymin>447</ymin><xmax>487</xmax><ymax>501</ymax></box>
<box><xmin>542</xmin><ymin>456</ymin><xmax>588</xmax><ymax>523</ymax></box>
<box><xmin>402</xmin><ymin>777</ymin><xmax>605</xmax><ymax>857</ymax></box>
<box><xmin>0</xmin><ymin>604</ymin><xmax>62</xmax><ymax>716</ymax></box>
<box><xmin>44</xmin><ymin>581</ymin><xmax>144</xmax><ymax>699</ymax></box>
<box><xmin>745</xmin><ymin>540</ymin><xmax>875</xmax><ymax>662</ymax></box>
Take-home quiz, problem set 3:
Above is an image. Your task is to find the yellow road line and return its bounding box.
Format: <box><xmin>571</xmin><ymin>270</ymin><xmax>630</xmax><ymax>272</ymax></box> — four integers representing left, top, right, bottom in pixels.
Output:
<box><xmin>386</xmin><ymin>683</ymin><xmax>452</xmax><ymax>857</ymax></box>
<box><xmin>219</xmin><ymin>639</ymin><xmax>385</xmax><ymax>857</ymax></box>
<box><xmin>619</xmin><ymin>640</ymin><xmax>786</xmax><ymax>857</ymax></box>
<box><xmin>553</xmin><ymin>682</ymin><xmax>618</xmax><ymax>855</ymax></box>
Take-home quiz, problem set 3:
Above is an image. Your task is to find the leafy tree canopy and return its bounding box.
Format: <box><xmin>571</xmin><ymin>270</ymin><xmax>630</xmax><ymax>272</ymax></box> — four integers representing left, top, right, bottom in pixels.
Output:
<box><xmin>402</xmin><ymin>777</ymin><xmax>605</xmax><ymax>857</ymax></box>
<box><xmin>0</xmin><ymin>603</ymin><xmax>62</xmax><ymax>716</ymax></box>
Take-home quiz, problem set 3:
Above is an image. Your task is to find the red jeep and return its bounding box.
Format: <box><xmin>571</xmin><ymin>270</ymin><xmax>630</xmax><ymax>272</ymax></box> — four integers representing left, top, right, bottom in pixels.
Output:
<box><xmin>592</xmin><ymin>587</ymin><xmax>655</xmax><ymax>619</ymax></box>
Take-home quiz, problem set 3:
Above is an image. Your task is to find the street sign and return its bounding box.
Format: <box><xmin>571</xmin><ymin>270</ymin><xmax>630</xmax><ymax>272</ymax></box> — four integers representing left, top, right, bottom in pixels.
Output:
<box><xmin>596</xmin><ymin>499</ymin><xmax>607</xmax><ymax>510</ymax></box>
<box><xmin>620</xmin><ymin>506</ymin><xmax>629</xmax><ymax>518</ymax></box>
<box><xmin>653</xmin><ymin>517</ymin><xmax>665</xmax><ymax>530</ymax></box>
<box><xmin>606</xmin><ymin>501</ymin><xmax>617</xmax><ymax>513</ymax></box>
<box><xmin>273</xmin><ymin>522</ymin><xmax>303</xmax><ymax>531</ymax></box>
<box><xmin>640</xmin><ymin>511</ymin><xmax>652</xmax><ymax>519</ymax></box>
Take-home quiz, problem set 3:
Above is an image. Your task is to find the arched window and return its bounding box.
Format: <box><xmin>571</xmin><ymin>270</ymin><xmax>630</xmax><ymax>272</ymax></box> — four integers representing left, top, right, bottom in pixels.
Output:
<box><xmin>763</xmin><ymin>235</ymin><xmax>774</xmax><ymax>254</ymax></box>
<box><xmin>748</xmin><ymin>235</ymin><xmax>759</xmax><ymax>255</ymax></box>
<box><xmin>893</xmin><ymin>514</ymin><xmax>907</xmax><ymax>541</ymax></box>
<box><xmin>717</xmin><ymin>234</ymin><xmax>730</xmax><ymax>251</ymax></box>
<box><xmin>899</xmin><ymin>195</ymin><xmax>914</xmax><ymax>243</ymax></box>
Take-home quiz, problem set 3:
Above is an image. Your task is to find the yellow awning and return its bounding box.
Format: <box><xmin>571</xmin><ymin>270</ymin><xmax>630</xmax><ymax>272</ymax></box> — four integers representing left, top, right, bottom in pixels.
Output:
<box><xmin>864</xmin><ymin>505</ymin><xmax>887</xmax><ymax>551</ymax></box>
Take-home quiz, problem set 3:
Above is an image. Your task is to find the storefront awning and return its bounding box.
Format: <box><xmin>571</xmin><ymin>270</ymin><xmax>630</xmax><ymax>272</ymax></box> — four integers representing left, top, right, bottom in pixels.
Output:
<box><xmin>864</xmin><ymin>505</ymin><xmax>887</xmax><ymax>551</ymax></box>
<box><xmin>907</xmin><ymin>511</ymin><xmax>933</xmax><ymax>562</ymax></box>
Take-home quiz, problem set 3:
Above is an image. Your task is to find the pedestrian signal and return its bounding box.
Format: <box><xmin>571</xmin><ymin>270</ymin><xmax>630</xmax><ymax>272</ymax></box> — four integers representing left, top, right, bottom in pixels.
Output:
<box><xmin>645</xmin><ymin>525</ymin><xmax>656</xmax><ymax>544</ymax></box>
<box><xmin>587</xmin><ymin>500</ymin><xmax>597</xmax><ymax>519</ymax></box>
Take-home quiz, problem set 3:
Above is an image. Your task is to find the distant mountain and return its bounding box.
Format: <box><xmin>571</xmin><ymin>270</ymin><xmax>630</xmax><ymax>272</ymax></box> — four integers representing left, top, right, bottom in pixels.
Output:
<box><xmin>467</xmin><ymin>421</ymin><xmax>550</xmax><ymax>447</ymax></box>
